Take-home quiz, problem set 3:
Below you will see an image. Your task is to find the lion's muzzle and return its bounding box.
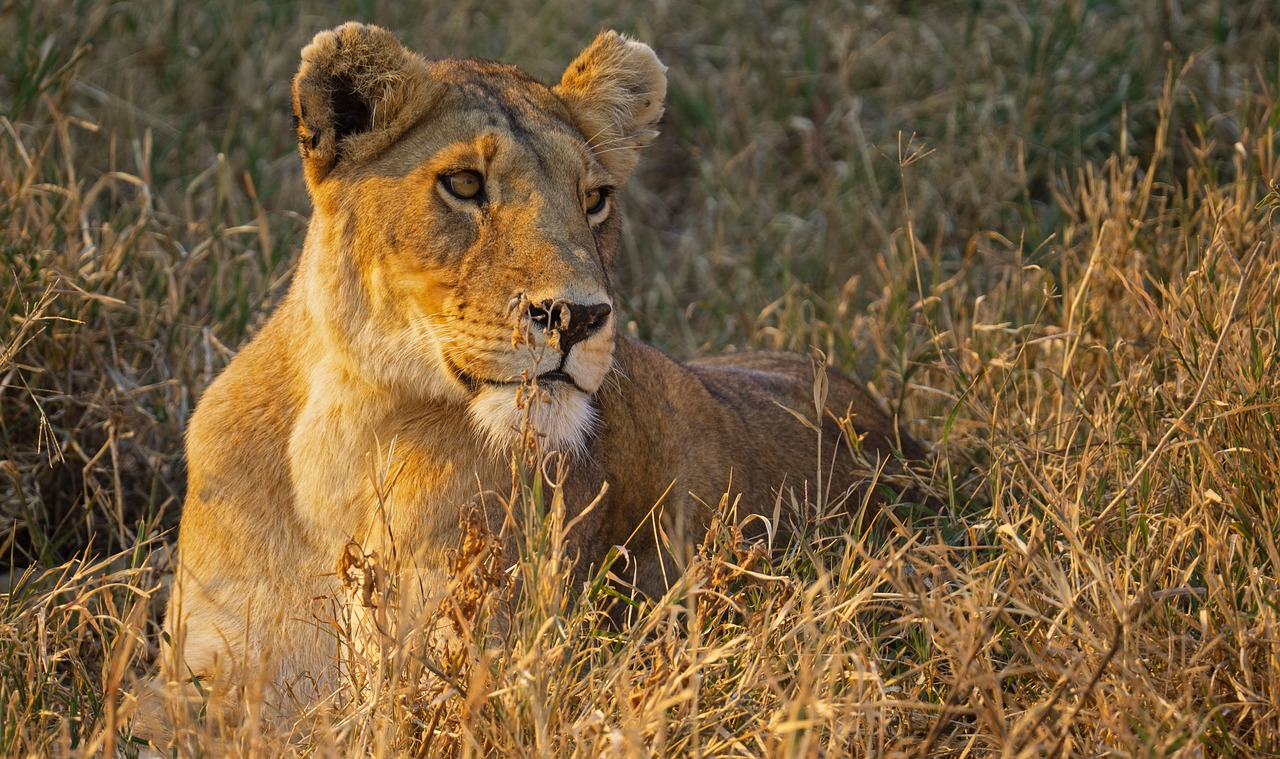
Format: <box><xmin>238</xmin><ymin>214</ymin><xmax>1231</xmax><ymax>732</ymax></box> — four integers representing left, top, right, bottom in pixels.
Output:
<box><xmin>458</xmin><ymin>292</ymin><xmax>615</xmax><ymax>453</ymax></box>
<box><xmin>529</xmin><ymin>299</ymin><xmax>612</xmax><ymax>355</ymax></box>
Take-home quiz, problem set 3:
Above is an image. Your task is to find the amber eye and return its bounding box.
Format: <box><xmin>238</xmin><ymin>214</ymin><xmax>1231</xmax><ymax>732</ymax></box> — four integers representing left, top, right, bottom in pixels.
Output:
<box><xmin>584</xmin><ymin>186</ymin><xmax>609</xmax><ymax>216</ymax></box>
<box><xmin>441</xmin><ymin>170</ymin><xmax>484</xmax><ymax>201</ymax></box>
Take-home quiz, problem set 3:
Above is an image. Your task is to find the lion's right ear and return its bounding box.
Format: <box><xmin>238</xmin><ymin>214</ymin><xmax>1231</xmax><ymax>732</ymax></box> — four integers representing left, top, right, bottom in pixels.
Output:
<box><xmin>555</xmin><ymin>32</ymin><xmax>667</xmax><ymax>183</ymax></box>
<box><xmin>292</xmin><ymin>23</ymin><xmax>436</xmax><ymax>188</ymax></box>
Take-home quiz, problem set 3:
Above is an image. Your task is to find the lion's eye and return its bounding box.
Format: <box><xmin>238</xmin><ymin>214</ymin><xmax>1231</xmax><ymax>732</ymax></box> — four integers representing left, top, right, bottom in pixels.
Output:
<box><xmin>584</xmin><ymin>187</ymin><xmax>609</xmax><ymax>216</ymax></box>
<box><xmin>441</xmin><ymin>170</ymin><xmax>484</xmax><ymax>201</ymax></box>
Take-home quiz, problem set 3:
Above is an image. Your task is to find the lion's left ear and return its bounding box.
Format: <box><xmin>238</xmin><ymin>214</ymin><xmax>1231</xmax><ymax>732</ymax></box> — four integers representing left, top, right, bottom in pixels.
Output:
<box><xmin>292</xmin><ymin>23</ymin><xmax>438</xmax><ymax>190</ymax></box>
<box><xmin>554</xmin><ymin>31</ymin><xmax>667</xmax><ymax>182</ymax></box>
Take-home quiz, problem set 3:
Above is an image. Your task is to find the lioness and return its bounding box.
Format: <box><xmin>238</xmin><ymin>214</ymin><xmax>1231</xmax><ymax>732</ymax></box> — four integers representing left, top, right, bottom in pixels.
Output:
<box><xmin>153</xmin><ymin>22</ymin><xmax>925</xmax><ymax>727</ymax></box>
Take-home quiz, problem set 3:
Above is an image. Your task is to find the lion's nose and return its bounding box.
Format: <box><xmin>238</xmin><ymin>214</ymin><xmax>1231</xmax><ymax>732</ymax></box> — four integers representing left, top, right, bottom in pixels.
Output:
<box><xmin>529</xmin><ymin>300</ymin><xmax>612</xmax><ymax>353</ymax></box>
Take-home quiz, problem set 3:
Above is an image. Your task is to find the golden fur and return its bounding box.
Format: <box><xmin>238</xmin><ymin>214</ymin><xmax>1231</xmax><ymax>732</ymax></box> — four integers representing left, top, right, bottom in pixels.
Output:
<box><xmin>145</xmin><ymin>22</ymin><xmax>926</xmax><ymax>735</ymax></box>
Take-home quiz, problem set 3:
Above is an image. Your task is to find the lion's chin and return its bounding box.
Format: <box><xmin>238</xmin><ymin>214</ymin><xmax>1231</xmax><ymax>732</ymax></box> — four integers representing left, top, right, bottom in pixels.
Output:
<box><xmin>467</xmin><ymin>383</ymin><xmax>598</xmax><ymax>455</ymax></box>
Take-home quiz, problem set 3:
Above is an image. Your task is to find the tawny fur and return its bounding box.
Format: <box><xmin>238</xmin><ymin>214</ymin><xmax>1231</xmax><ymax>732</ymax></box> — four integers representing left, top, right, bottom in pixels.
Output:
<box><xmin>140</xmin><ymin>22</ymin><xmax>926</xmax><ymax>741</ymax></box>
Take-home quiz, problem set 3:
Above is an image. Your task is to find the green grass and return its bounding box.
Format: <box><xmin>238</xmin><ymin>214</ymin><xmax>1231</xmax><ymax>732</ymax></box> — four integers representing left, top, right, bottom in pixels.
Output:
<box><xmin>3</xmin><ymin>0</ymin><xmax>1280</xmax><ymax>755</ymax></box>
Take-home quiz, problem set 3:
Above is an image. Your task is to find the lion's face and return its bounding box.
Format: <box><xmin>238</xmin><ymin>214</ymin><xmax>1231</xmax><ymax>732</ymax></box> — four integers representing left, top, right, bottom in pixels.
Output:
<box><xmin>289</xmin><ymin>26</ymin><xmax>666</xmax><ymax>452</ymax></box>
<box><xmin>316</xmin><ymin>89</ymin><xmax>621</xmax><ymax>452</ymax></box>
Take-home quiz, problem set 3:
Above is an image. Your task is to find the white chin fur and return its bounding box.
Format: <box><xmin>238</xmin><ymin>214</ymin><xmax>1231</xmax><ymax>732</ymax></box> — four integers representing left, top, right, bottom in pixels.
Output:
<box><xmin>468</xmin><ymin>384</ymin><xmax>597</xmax><ymax>455</ymax></box>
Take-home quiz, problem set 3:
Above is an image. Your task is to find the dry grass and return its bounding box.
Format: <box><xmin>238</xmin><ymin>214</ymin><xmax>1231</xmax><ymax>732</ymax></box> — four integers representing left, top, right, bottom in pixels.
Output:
<box><xmin>3</xmin><ymin>0</ymin><xmax>1279</xmax><ymax>755</ymax></box>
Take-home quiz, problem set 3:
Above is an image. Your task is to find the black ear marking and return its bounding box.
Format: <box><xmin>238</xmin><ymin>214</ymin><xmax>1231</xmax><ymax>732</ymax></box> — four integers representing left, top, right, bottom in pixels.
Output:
<box><xmin>292</xmin><ymin>108</ymin><xmax>322</xmax><ymax>153</ymax></box>
<box><xmin>328</xmin><ymin>74</ymin><xmax>373</xmax><ymax>147</ymax></box>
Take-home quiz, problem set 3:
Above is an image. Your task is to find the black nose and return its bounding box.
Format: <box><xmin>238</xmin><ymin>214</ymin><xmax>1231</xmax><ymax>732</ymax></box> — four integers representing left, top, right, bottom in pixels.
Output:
<box><xmin>528</xmin><ymin>299</ymin><xmax>612</xmax><ymax>353</ymax></box>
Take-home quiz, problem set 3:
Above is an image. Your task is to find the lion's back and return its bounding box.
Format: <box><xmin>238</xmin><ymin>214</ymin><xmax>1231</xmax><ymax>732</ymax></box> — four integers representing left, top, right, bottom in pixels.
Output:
<box><xmin>686</xmin><ymin>351</ymin><xmax>925</xmax><ymax>462</ymax></box>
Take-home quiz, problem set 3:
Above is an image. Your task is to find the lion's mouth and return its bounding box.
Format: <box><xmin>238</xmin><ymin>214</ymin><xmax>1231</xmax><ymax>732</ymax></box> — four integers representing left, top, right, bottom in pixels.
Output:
<box><xmin>481</xmin><ymin>370</ymin><xmax>581</xmax><ymax>391</ymax></box>
<box><xmin>446</xmin><ymin>358</ymin><xmax>588</xmax><ymax>394</ymax></box>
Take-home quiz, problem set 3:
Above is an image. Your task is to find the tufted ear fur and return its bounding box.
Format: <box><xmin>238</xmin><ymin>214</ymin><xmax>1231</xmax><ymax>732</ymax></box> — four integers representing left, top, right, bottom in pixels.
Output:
<box><xmin>292</xmin><ymin>23</ymin><xmax>439</xmax><ymax>189</ymax></box>
<box><xmin>554</xmin><ymin>31</ymin><xmax>667</xmax><ymax>182</ymax></box>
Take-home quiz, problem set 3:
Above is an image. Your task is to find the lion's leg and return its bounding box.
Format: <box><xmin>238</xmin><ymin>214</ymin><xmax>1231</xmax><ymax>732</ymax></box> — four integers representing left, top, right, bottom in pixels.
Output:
<box><xmin>137</xmin><ymin>558</ymin><xmax>342</xmax><ymax>748</ymax></box>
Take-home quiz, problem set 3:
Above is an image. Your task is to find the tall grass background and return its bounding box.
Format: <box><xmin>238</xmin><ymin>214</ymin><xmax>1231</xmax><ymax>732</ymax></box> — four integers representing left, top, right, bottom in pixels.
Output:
<box><xmin>2</xmin><ymin>0</ymin><xmax>1279</xmax><ymax>755</ymax></box>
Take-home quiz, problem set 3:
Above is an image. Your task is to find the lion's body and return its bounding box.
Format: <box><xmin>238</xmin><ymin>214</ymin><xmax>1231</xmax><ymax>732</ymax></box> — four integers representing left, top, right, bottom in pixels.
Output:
<box><xmin>151</xmin><ymin>23</ymin><xmax>925</xmax><ymax>732</ymax></box>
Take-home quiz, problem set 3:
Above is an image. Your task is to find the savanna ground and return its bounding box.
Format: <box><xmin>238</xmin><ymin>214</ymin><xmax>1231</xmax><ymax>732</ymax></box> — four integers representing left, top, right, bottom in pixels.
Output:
<box><xmin>3</xmin><ymin>0</ymin><xmax>1280</xmax><ymax>756</ymax></box>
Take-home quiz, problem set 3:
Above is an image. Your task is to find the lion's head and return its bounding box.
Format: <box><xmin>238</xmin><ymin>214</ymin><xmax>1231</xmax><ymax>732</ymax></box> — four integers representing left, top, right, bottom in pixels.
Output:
<box><xmin>287</xmin><ymin>24</ymin><xmax>666</xmax><ymax>452</ymax></box>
